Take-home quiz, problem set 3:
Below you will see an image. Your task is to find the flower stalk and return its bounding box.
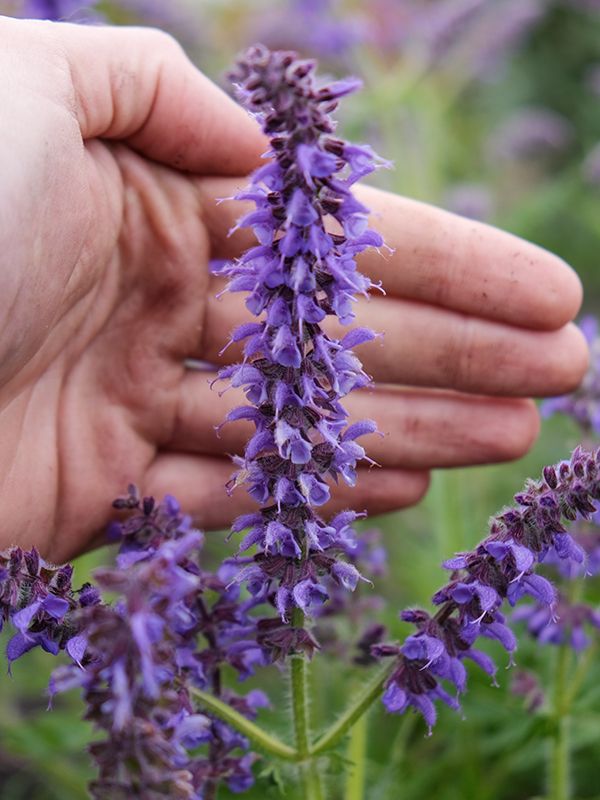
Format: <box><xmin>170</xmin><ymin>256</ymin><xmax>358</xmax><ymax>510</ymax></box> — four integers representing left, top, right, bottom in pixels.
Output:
<box><xmin>549</xmin><ymin>644</ymin><xmax>572</xmax><ymax>800</ymax></box>
<box><xmin>311</xmin><ymin>662</ymin><xmax>393</xmax><ymax>755</ymax></box>
<box><xmin>344</xmin><ymin>712</ymin><xmax>368</xmax><ymax>800</ymax></box>
<box><xmin>190</xmin><ymin>687</ymin><xmax>298</xmax><ymax>762</ymax></box>
<box><xmin>290</xmin><ymin>608</ymin><xmax>325</xmax><ymax>798</ymax></box>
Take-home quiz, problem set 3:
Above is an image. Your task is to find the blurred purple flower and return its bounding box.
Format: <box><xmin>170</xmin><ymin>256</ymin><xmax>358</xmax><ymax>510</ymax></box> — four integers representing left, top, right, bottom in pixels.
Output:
<box><xmin>443</xmin><ymin>183</ymin><xmax>494</xmax><ymax>221</ymax></box>
<box><xmin>19</xmin><ymin>0</ymin><xmax>98</xmax><ymax>20</ymax></box>
<box><xmin>255</xmin><ymin>0</ymin><xmax>370</xmax><ymax>63</ymax></box>
<box><xmin>416</xmin><ymin>0</ymin><xmax>488</xmax><ymax>64</ymax></box>
<box><xmin>116</xmin><ymin>0</ymin><xmax>201</xmax><ymax>43</ymax></box>
<box><xmin>541</xmin><ymin>316</ymin><xmax>600</xmax><ymax>433</ymax></box>
<box><xmin>585</xmin><ymin>63</ymin><xmax>600</xmax><ymax>96</ymax></box>
<box><xmin>562</xmin><ymin>0</ymin><xmax>600</xmax><ymax>11</ymax></box>
<box><xmin>488</xmin><ymin>107</ymin><xmax>573</xmax><ymax>161</ymax></box>
<box><xmin>470</xmin><ymin>0</ymin><xmax>544</xmax><ymax>78</ymax></box>
<box><xmin>364</xmin><ymin>0</ymin><xmax>419</xmax><ymax>54</ymax></box>
<box><xmin>583</xmin><ymin>143</ymin><xmax>600</xmax><ymax>186</ymax></box>
<box><xmin>511</xmin><ymin>669</ymin><xmax>545</xmax><ymax>712</ymax></box>
<box><xmin>514</xmin><ymin>594</ymin><xmax>600</xmax><ymax>651</ymax></box>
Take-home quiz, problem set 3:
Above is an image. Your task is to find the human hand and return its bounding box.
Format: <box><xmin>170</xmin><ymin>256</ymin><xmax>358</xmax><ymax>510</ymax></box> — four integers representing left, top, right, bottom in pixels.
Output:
<box><xmin>0</xmin><ymin>17</ymin><xmax>587</xmax><ymax>561</ymax></box>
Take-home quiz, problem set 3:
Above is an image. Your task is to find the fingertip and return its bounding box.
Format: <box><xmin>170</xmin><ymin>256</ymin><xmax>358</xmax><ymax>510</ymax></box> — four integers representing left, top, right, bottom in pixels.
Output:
<box><xmin>555</xmin><ymin>322</ymin><xmax>590</xmax><ymax>394</ymax></box>
<box><xmin>527</xmin><ymin>249</ymin><xmax>583</xmax><ymax>331</ymax></box>
<box><xmin>491</xmin><ymin>399</ymin><xmax>541</xmax><ymax>463</ymax></box>
<box><xmin>519</xmin><ymin>398</ymin><xmax>541</xmax><ymax>450</ymax></box>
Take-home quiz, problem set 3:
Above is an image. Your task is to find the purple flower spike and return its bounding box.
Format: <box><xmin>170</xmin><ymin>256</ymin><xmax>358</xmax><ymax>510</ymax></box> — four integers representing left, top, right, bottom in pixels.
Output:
<box><xmin>46</xmin><ymin>492</ymin><xmax>274</xmax><ymax>798</ymax></box>
<box><xmin>374</xmin><ymin>446</ymin><xmax>600</xmax><ymax>731</ymax></box>
<box><xmin>218</xmin><ymin>45</ymin><xmax>389</xmax><ymax>629</ymax></box>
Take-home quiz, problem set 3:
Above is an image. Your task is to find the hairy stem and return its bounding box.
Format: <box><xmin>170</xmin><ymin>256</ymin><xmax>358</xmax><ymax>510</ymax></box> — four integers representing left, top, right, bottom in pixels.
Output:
<box><xmin>344</xmin><ymin>711</ymin><xmax>367</xmax><ymax>800</ymax></box>
<box><xmin>311</xmin><ymin>662</ymin><xmax>393</xmax><ymax>756</ymax></box>
<box><xmin>290</xmin><ymin>608</ymin><xmax>325</xmax><ymax>799</ymax></box>
<box><xmin>291</xmin><ymin>611</ymin><xmax>311</xmax><ymax>757</ymax></box>
<box><xmin>548</xmin><ymin>645</ymin><xmax>572</xmax><ymax>800</ymax></box>
<box><xmin>190</xmin><ymin>688</ymin><xmax>298</xmax><ymax>762</ymax></box>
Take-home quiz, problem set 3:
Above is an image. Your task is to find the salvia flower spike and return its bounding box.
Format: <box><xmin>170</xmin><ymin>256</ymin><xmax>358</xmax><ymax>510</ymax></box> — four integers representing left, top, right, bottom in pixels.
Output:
<box><xmin>374</xmin><ymin>446</ymin><xmax>600</xmax><ymax>732</ymax></box>
<box><xmin>50</xmin><ymin>491</ymin><xmax>271</xmax><ymax>798</ymax></box>
<box><xmin>217</xmin><ymin>44</ymin><xmax>390</xmax><ymax>623</ymax></box>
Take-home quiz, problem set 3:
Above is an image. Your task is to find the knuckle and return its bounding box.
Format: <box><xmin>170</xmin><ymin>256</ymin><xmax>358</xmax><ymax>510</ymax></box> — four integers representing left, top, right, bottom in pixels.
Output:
<box><xmin>441</xmin><ymin>315</ymin><xmax>478</xmax><ymax>390</ymax></box>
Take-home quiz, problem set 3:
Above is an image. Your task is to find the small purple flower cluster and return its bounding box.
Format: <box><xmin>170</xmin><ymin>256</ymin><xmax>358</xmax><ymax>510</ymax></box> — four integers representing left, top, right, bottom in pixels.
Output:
<box><xmin>374</xmin><ymin>446</ymin><xmax>600</xmax><ymax>731</ymax></box>
<box><xmin>513</xmin><ymin>594</ymin><xmax>600</xmax><ymax>651</ymax></box>
<box><xmin>0</xmin><ymin>543</ymin><xmax>99</xmax><ymax>668</ymax></box>
<box><xmin>49</xmin><ymin>489</ymin><xmax>271</xmax><ymax>799</ymax></box>
<box><xmin>217</xmin><ymin>45</ymin><xmax>388</xmax><ymax>625</ymax></box>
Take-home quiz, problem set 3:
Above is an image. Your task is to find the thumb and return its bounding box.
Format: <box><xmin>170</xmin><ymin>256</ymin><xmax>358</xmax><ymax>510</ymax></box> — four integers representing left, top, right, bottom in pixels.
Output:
<box><xmin>55</xmin><ymin>21</ymin><xmax>267</xmax><ymax>175</ymax></box>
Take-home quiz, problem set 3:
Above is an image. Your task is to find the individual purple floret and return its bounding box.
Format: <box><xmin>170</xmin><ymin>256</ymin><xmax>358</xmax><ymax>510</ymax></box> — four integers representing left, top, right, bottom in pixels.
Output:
<box><xmin>541</xmin><ymin>316</ymin><xmax>600</xmax><ymax>432</ymax></box>
<box><xmin>374</xmin><ymin>446</ymin><xmax>600</xmax><ymax>732</ymax></box>
<box><xmin>217</xmin><ymin>45</ymin><xmax>389</xmax><ymax>624</ymax></box>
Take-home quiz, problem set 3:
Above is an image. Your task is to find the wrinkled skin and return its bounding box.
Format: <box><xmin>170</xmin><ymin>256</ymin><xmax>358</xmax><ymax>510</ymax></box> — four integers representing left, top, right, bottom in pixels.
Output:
<box><xmin>0</xmin><ymin>17</ymin><xmax>587</xmax><ymax>561</ymax></box>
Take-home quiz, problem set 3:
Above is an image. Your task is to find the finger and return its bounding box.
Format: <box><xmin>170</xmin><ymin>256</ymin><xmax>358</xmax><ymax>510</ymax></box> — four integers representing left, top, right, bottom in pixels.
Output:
<box><xmin>146</xmin><ymin>454</ymin><xmax>430</xmax><ymax>530</ymax></box>
<box><xmin>171</xmin><ymin>372</ymin><xmax>540</xmax><ymax>468</ymax></box>
<box><xmin>51</xmin><ymin>22</ymin><xmax>266</xmax><ymax>174</ymax></box>
<box><xmin>199</xmin><ymin>282</ymin><xmax>589</xmax><ymax>397</ymax></box>
<box><xmin>197</xmin><ymin>177</ymin><xmax>582</xmax><ymax>330</ymax></box>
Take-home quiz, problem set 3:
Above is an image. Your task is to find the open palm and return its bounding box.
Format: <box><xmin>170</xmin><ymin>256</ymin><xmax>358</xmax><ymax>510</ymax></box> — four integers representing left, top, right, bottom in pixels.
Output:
<box><xmin>0</xmin><ymin>18</ymin><xmax>587</xmax><ymax>561</ymax></box>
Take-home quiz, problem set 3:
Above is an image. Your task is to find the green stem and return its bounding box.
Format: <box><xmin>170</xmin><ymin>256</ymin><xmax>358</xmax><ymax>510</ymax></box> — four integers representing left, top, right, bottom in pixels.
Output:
<box><xmin>190</xmin><ymin>687</ymin><xmax>298</xmax><ymax>762</ymax></box>
<box><xmin>344</xmin><ymin>712</ymin><xmax>367</xmax><ymax>800</ymax></box>
<box><xmin>291</xmin><ymin>619</ymin><xmax>310</xmax><ymax>758</ymax></box>
<box><xmin>565</xmin><ymin>643</ymin><xmax>597</xmax><ymax>707</ymax></box>
<box><xmin>290</xmin><ymin>608</ymin><xmax>325</xmax><ymax>800</ymax></box>
<box><xmin>311</xmin><ymin>662</ymin><xmax>393</xmax><ymax>756</ymax></box>
<box><xmin>431</xmin><ymin>470</ymin><xmax>466</xmax><ymax>566</ymax></box>
<box><xmin>371</xmin><ymin>714</ymin><xmax>416</xmax><ymax>798</ymax></box>
<box><xmin>548</xmin><ymin>645</ymin><xmax>572</xmax><ymax>800</ymax></box>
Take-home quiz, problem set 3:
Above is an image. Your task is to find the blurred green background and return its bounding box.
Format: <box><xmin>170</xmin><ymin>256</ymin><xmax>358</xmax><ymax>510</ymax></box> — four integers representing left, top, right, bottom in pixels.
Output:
<box><xmin>2</xmin><ymin>1</ymin><xmax>600</xmax><ymax>798</ymax></box>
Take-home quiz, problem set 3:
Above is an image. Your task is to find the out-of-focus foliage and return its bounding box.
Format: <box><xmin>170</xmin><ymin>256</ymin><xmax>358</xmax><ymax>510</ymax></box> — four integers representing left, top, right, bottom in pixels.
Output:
<box><xmin>2</xmin><ymin>1</ymin><xmax>600</xmax><ymax>798</ymax></box>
